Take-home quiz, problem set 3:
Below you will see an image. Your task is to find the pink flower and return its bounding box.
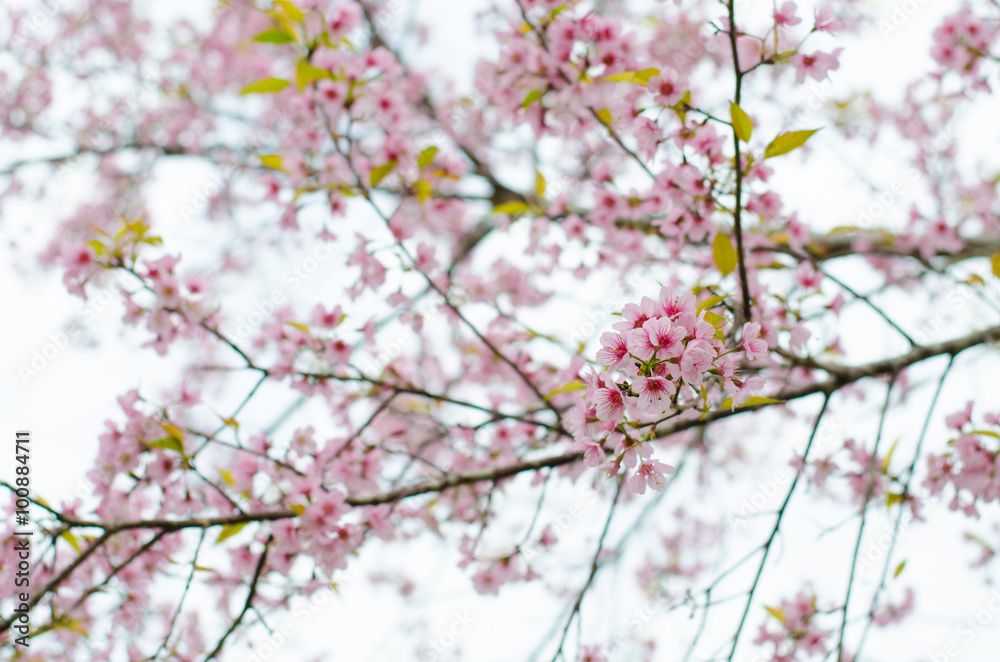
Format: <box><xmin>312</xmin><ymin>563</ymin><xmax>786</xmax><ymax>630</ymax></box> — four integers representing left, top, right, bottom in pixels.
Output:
<box><xmin>679</xmin><ymin>339</ymin><xmax>715</xmax><ymax>386</ymax></box>
<box><xmin>613</xmin><ymin>295</ymin><xmax>659</xmax><ymax>331</ymax></box>
<box><xmin>795</xmin><ymin>261</ymin><xmax>823</xmax><ymax>290</ymax></box>
<box><xmin>471</xmin><ymin>565</ymin><xmax>504</xmax><ymax>595</ymax></box>
<box><xmin>791</xmin><ymin>48</ymin><xmax>843</xmax><ymax>84</ymax></box>
<box><xmin>572</xmin><ymin>437</ymin><xmax>606</xmax><ymax>467</ymax></box>
<box><xmin>628</xmin><ymin>459</ymin><xmax>674</xmax><ymax>494</ymax></box>
<box><xmin>945</xmin><ymin>401</ymin><xmax>973</xmax><ymax>430</ymax></box>
<box><xmin>724</xmin><ymin>375</ymin><xmax>767</xmax><ymax>409</ymax></box>
<box><xmin>813</xmin><ymin>5</ymin><xmax>844</xmax><ymax>33</ymax></box>
<box><xmin>646</xmin><ymin>67</ymin><xmax>685</xmax><ymax>106</ymax></box>
<box><xmin>634</xmin><ymin>375</ymin><xmax>676</xmax><ymax>413</ymax></box>
<box><xmin>593</xmin><ymin>387</ymin><xmax>625</xmax><ymax>422</ymax></box>
<box><xmin>310</xmin><ymin>304</ymin><xmax>345</xmax><ymax>329</ymax></box>
<box><xmin>628</xmin><ymin>317</ymin><xmax>684</xmax><ymax>362</ymax></box>
<box><xmin>596</xmin><ymin>332</ymin><xmax>631</xmax><ymax>370</ymax></box>
<box><xmin>659</xmin><ymin>286</ymin><xmax>695</xmax><ymax>318</ymax></box>
<box><xmin>871</xmin><ymin>587</ymin><xmax>915</xmax><ymax>627</ymax></box>
<box><xmin>741</xmin><ymin>322</ymin><xmax>769</xmax><ymax>361</ymax></box>
<box><xmin>790</xmin><ymin>322</ymin><xmax>811</xmax><ymax>353</ymax></box>
<box><xmin>578</xmin><ymin>645</ymin><xmax>607</xmax><ymax>662</ymax></box>
<box><xmin>302</xmin><ymin>489</ymin><xmax>349</xmax><ymax>532</ymax></box>
<box><xmin>774</xmin><ymin>1</ymin><xmax>801</xmax><ymax>28</ymax></box>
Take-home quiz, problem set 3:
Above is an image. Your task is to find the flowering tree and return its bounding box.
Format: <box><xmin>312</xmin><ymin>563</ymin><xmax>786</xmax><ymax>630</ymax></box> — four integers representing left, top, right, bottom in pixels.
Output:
<box><xmin>3</xmin><ymin>0</ymin><xmax>1000</xmax><ymax>660</ymax></box>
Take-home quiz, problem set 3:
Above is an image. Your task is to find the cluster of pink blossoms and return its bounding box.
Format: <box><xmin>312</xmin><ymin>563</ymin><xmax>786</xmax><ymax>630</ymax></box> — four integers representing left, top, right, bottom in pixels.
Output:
<box><xmin>753</xmin><ymin>590</ymin><xmax>830</xmax><ymax>661</ymax></box>
<box><xmin>572</xmin><ymin>286</ymin><xmax>769</xmax><ymax>494</ymax></box>
<box><xmin>931</xmin><ymin>6</ymin><xmax>1000</xmax><ymax>78</ymax></box>
<box><xmin>924</xmin><ymin>402</ymin><xmax>1000</xmax><ymax>517</ymax></box>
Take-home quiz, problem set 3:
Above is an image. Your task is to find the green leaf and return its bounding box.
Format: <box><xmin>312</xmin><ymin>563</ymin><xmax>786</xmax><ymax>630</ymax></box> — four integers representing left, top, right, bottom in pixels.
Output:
<box><xmin>259</xmin><ymin>154</ymin><xmax>283</xmax><ymax>170</ymax></box>
<box><xmin>218</xmin><ymin>468</ymin><xmax>235</xmax><ymax>486</ymax></box>
<box><xmin>417</xmin><ymin>146</ymin><xmax>438</xmax><ymax>169</ymax></box>
<box><xmin>764</xmin><ymin>605</ymin><xmax>786</xmax><ymax>623</ymax></box>
<box><xmin>730</xmin><ymin>102</ymin><xmax>753</xmax><ymax>142</ymax></box>
<box><xmin>492</xmin><ymin>201</ymin><xmax>532</xmax><ymax>217</ymax></box>
<box><xmin>894</xmin><ymin>561</ymin><xmax>906</xmax><ymax>578</ymax></box>
<box><xmin>600</xmin><ymin>68</ymin><xmax>659</xmax><ymax>85</ymax></box>
<box><xmin>696</xmin><ymin>295</ymin><xmax>727</xmax><ymax>314</ymax></box>
<box><xmin>145</xmin><ymin>437</ymin><xmax>184</xmax><ymax>454</ymax></box>
<box><xmin>545</xmin><ymin>379</ymin><xmax>586</xmax><ymax>400</ymax></box>
<box><xmin>369</xmin><ymin>159</ymin><xmax>397</xmax><ymax>187</ymax></box>
<box><xmin>992</xmin><ymin>253</ymin><xmax>1000</xmax><ymax>278</ymax></box>
<box><xmin>712</xmin><ymin>232</ymin><xmax>737</xmax><ymax>277</ymax></box>
<box><xmin>161</xmin><ymin>422</ymin><xmax>184</xmax><ymax>442</ymax></box>
<box><xmin>720</xmin><ymin>395</ymin><xmax>785</xmax><ymax>410</ymax></box>
<box><xmin>535</xmin><ymin>171</ymin><xmax>547</xmax><ymax>199</ymax></box>
<box><xmin>240</xmin><ymin>78</ymin><xmax>290</xmax><ymax>95</ymax></box>
<box><xmin>522</xmin><ymin>89</ymin><xmax>544</xmax><ymax>108</ymax></box>
<box><xmin>881</xmin><ymin>438</ymin><xmax>899</xmax><ymax>475</ymax></box>
<box><xmin>674</xmin><ymin>90</ymin><xmax>692</xmax><ymax>123</ymax></box>
<box><xmin>254</xmin><ymin>29</ymin><xmax>294</xmax><ymax>43</ymax></box>
<box><xmin>274</xmin><ymin>0</ymin><xmax>305</xmax><ymax>21</ymax></box>
<box><xmin>702</xmin><ymin>311</ymin><xmax>728</xmax><ymax>328</ymax></box>
<box><xmin>414</xmin><ymin>179</ymin><xmax>432</xmax><ymax>204</ymax></box>
<box><xmin>216</xmin><ymin>522</ymin><xmax>247</xmax><ymax>544</ymax></box>
<box><xmin>296</xmin><ymin>59</ymin><xmax>331</xmax><ymax>90</ymax></box>
<box><xmin>596</xmin><ymin>108</ymin><xmax>613</xmax><ymax>125</ymax></box>
<box><xmin>969</xmin><ymin>429</ymin><xmax>1000</xmax><ymax>439</ymax></box>
<box><xmin>61</xmin><ymin>530</ymin><xmax>82</xmax><ymax>552</ymax></box>
<box><xmin>764</xmin><ymin>129</ymin><xmax>820</xmax><ymax>159</ymax></box>
<box><xmin>886</xmin><ymin>491</ymin><xmax>905</xmax><ymax>509</ymax></box>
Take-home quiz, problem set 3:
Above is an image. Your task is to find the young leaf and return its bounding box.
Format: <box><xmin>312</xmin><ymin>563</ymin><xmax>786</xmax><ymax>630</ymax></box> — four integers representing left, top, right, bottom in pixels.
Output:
<box><xmin>240</xmin><ymin>78</ymin><xmax>290</xmax><ymax>95</ymax></box>
<box><xmin>414</xmin><ymin>179</ymin><xmax>432</xmax><ymax>204</ymax></box>
<box><xmin>881</xmin><ymin>438</ymin><xmax>900</xmax><ymax>474</ymax></box>
<box><xmin>702</xmin><ymin>311</ymin><xmax>728</xmax><ymax>328</ymax></box>
<box><xmin>764</xmin><ymin>605</ymin><xmax>786</xmax><ymax>623</ymax></box>
<box><xmin>217</xmin><ymin>468</ymin><xmax>235</xmax><ymax>486</ymax></box>
<box><xmin>600</xmin><ymin>68</ymin><xmax>659</xmax><ymax>85</ymax></box>
<box><xmin>713</xmin><ymin>232</ymin><xmax>737</xmax><ymax>276</ymax></box>
<box><xmin>145</xmin><ymin>437</ymin><xmax>184</xmax><ymax>454</ymax></box>
<box><xmin>61</xmin><ymin>530</ymin><xmax>82</xmax><ymax>552</ymax></box>
<box><xmin>253</xmin><ymin>29</ymin><xmax>294</xmax><ymax>44</ymax></box>
<box><xmin>274</xmin><ymin>0</ymin><xmax>305</xmax><ymax>21</ymax></box>
<box><xmin>991</xmin><ymin>252</ymin><xmax>1000</xmax><ymax>278</ymax></box>
<box><xmin>259</xmin><ymin>154</ymin><xmax>283</xmax><ymax>170</ymax></box>
<box><xmin>719</xmin><ymin>395</ymin><xmax>785</xmax><ymax>410</ymax></box>
<box><xmin>596</xmin><ymin>108</ymin><xmax>613</xmax><ymax>125</ymax></box>
<box><xmin>764</xmin><ymin>129</ymin><xmax>820</xmax><ymax>159</ymax></box>
<box><xmin>216</xmin><ymin>522</ymin><xmax>247</xmax><ymax>544</ymax></box>
<box><xmin>161</xmin><ymin>422</ymin><xmax>185</xmax><ymax>442</ymax></box>
<box><xmin>296</xmin><ymin>59</ymin><xmax>331</xmax><ymax>91</ymax></box>
<box><xmin>696</xmin><ymin>295</ymin><xmax>727</xmax><ymax>313</ymax></box>
<box><xmin>370</xmin><ymin>159</ymin><xmax>397</xmax><ymax>187</ymax></box>
<box><xmin>492</xmin><ymin>201</ymin><xmax>532</xmax><ymax>217</ymax></box>
<box><xmin>894</xmin><ymin>561</ymin><xmax>906</xmax><ymax>577</ymax></box>
<box><xmin>545</xmin><ymin>379</ymin><xmax>586</xmax><ymax>400</ymax></box>
<box><xmin>522</xmin><ymin>90</ymin><xmax>543</xmax><ymax>109</ymax></box>
<box><xmin>418</xmin><ymin>146</ymin><xmax>438</xmax><ymax>169</ymax></box>
<box><xmin>535</xmin><ymin>171</ymin><xmax>547</xmax><ymax>199</ymax></box>
<box><xmin>730</xmin><ymin>102</ymin><xmax>753</xmax><ymax>142</ymax></box>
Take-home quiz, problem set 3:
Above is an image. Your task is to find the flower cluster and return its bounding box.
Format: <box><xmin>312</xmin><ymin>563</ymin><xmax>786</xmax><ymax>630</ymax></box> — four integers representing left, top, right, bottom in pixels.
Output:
<box><xmin>924</xmin><ymin>402</ymin><xmax>1000</xmax><ymax>517</ymax></box>
<box><xmin>571</xmin><ymin>286</ymin><xmax>769</xmax><ymax>494</ymax></box>
<box><xmin>753</xmin><ymin>590</ymin><xmax>831</xmax><ymax>661</ymax></box>
<box><xmin>931</xmin><ymin>6</ymin><xmax>1000</xmax><ymax>78</ymax></box>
